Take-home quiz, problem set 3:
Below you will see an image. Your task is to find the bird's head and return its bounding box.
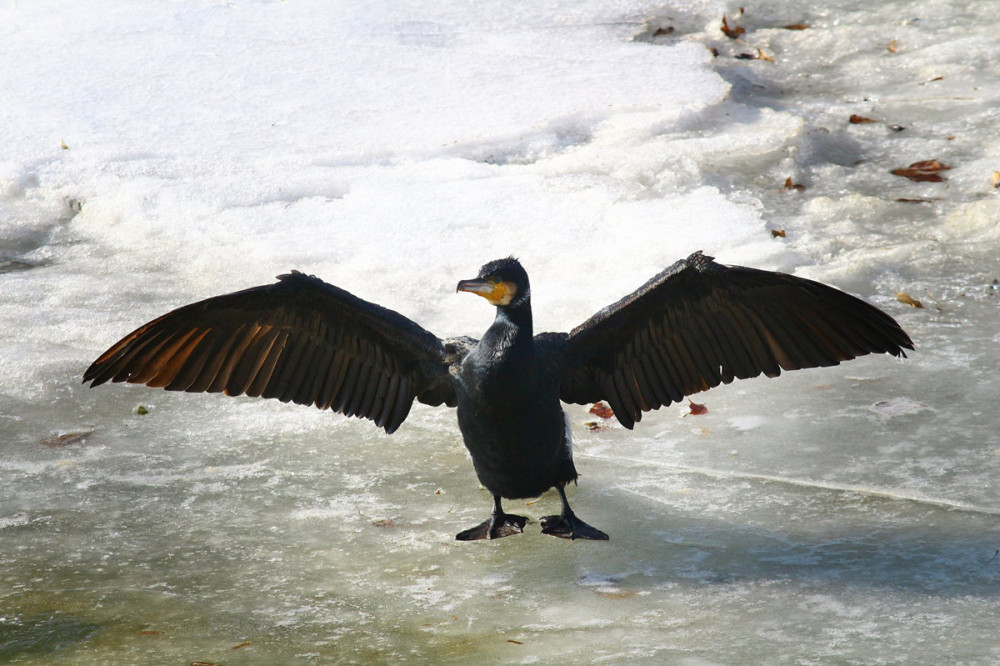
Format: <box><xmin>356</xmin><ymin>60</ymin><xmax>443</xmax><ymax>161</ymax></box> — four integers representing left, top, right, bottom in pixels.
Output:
<box><xmin>456</xmin><ymin>257</ymin><xmax>529</xmax><ymax>308</ymax></box>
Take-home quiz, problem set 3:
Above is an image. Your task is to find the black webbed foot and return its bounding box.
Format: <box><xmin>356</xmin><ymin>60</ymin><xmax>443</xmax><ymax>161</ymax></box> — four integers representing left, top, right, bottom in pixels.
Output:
<box><xmin>456</xmin><ymin>495</ymin><xmax>527</xmax><ymax>541</ymax></box>
<box><xmin>540</xmin><ymin>484</ymin><xmax>609</xmax><ymax>541</ymax></box>
<box><xmin>456</xmin><ymin>513</ymin><xmax>527</xmax><ymax>541</ymax></box>
<box><xmin>540</xmin><ymin>511</ymin><xmax>609</xmax><ymax>540</ymax></box>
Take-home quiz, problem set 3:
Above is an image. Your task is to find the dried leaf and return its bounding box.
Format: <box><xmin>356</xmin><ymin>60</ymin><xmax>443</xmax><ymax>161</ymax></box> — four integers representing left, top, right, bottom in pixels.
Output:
<box><xmin>232</xmin><ymin>641</ymin><xmax>251</xmax><ymax>650</ymax></box>
<box><xmin>895</xmin><ymin>291</ymin><xmax>924</xmax><ymax>308</ymax></box>
<box><xmin>721</xmin><ymin>15</ymin><xmax>745</xmax><ymax>39</ymax></box>
<box><xmin>784</xmin><ymin>177</ymin><xmax>805</xmax><ymax>191</ymax></box>
<box><xmin>849</xmin><ymin>114</ymin><xmax>879</xmax><ymax>124</ymax></box>
<box><xmin>136</xmin><ymin>405</ymin><xmax>149</xmax><ymax>415</ymax></box>
<box><xmin>507</xmin><ymin>640</ymin><xmax>524</xmax><ymax>645</ymax></box>
<box><xmin>596</xmin><ymin>588</ymin><xmax>638</xmax><ymax>599</ymax></box>
<box><xmin>589</xmin><ymin>402</ymin><xmax>614</xmax><ymax>419</ymax></box>
<box><xmin>60</xmin><ymin>139</ymin><xmax>69</xmax><ymax>150</ymax></box>
<box><xmin>139</xmin><ymin>630</ymin><xmax>163</xmax><ymax>636</ymax></box>
<box><xmin>771</xmin><ymin>229</ymin><xmax>786</xmax><ymax>238</ymax></box>
<box><xmin>40</xmin><ymin>429</ymin><xmax>93</xmax><ymax>447</ymax></box>
<box><xmin>910</xmin><ymin>160</ymin><xmax>950</xmax><ymax>171</ymax></box>
<box><xmin>890</xmin><ymin>160</ymin><xmax>951</xmax><ymax>182</ymax></box>
<box><xmin>895</xmin><ymin>198</ymin><xmax>933</xmax><ymax>204</ymax></box>
<box><xmin>887</xmin><ymin>39</ymin><xmax>898</xmax><ymax>53</ymax></box>
<box><xmin>685</xmin><ymin>400</ymin><xmax>708</xmax><ymax>416</ymax></box>
<box><xmin>372</xmin><ymin>518</ymin><xmax>398</xmax><ymax>528</ymax></box>
<box><xmin>991</xmin><ymin>171</ymin><xmax>1000</xmax><ymax>188</ymax></box>
<box><xmin>652</xmin><ymin>26</ymin><xmax>675</xmax><ymax>37</ymax></box>
<box><xmin>584</xmin><ymin>421</ymin><xmax>602</xmax><ymax>431</ymax></box>
<box><xmin>783</xmin><ymin>23</ymin><xmax>809</xmax><ymax>30</ymax></box>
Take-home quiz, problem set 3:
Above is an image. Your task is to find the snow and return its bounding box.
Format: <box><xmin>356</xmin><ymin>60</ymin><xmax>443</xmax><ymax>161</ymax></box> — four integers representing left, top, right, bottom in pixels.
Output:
<box><xmin>2</xmin><ymin>0</ymin><xmax>999</xmax><ymax>663</ymax></box>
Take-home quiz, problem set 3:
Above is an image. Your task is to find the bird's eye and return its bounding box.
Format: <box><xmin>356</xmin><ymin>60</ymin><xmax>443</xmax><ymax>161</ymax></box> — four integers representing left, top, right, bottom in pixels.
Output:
<box><xmin>490</xmin><ymin>277</ymin><xmax>502</xmax><ymax>285</ymax></box>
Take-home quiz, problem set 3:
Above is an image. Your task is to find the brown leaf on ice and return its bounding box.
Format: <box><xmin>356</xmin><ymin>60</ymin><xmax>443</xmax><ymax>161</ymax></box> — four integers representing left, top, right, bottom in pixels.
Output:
<box><xmin>784</xmin><ymin>177</ymin><xmax>805</xmax><ymax>191</ymax></box>
<box><xmin>771</xmin><ymin>229</ymin><xmax>786</xmax><ymax>238</ymax></box>
<box><xmin>735</xmin><ymin>48</ymin><xmax>774</xmax><ymax>61</ymax></box>
<box><xmin>890</xmin><ymin>160</ymin><xmax>951</xmax><ymax>182</ymax></box>
<box><xmin>721</xmin><ymin>15</ymin><xmax>745</xmax><ymax>39</ymax></box>
<box><xmin>849</xmin><ymin>114</ymin><xmax>879</xmax><ymax>124</ymax></box>
<box><xmin>372</xmin><ymin>518</ymin><xmax>398</xmax><ymax>528</ymax></box>
<box><xmin>232</xmin><ymin>641</ymin><xmax>252</xmax><ymax>650</ymax></box>
<box><xmin>887</xmin><ymin>39</ymin><xmax>898</xmax><ymax>53</ymax></box>
<box><xmin>685</xmin><ymin>400</ymin><xmax>708</xmax><ymax>416</ymax></box>
<box><xmin>40</xmin><ymin>429</ymin><xmax>93</xmax><ymax>447</ymax></box>
<box><xmin>507</xmin><ymin>640</ymin><xmax>524</xmax><ymax>645</ymax></box>
<box><xmin>589</xmin><ymin>402</ymin><xmax>615</xmax><ymax>419</ymax></box>
<box><xmin>783</xmin><ymin>23</ymin><xmax>810</xmax><ymax>30</ymax></box>
<box><xmin>584</xmin><ymin>421</ymin><xmax>602</xmax><ymax>431</ymax></box>
<box><xmin>596</xmin><ymin>588</ymin><xmax>638</xmax><ymax>599</ymax></box>
<box><xmin>652</xmin><ymin>26</ymin><xmax>675</xmax><ymax>37</ymax></box>
<box><xmin>895</xmin><ymin>292</ymin><xmax>924</xmax><ymax>308</ymax></box>
<box><xmin>991</xmin><ymin>171</ymin><xmax>1000</xmax><ymax>188</ymax></box>
<box><xmin>895</xmin><ymin>198</ymin><xmax>934</xmax><ymax>204</ymax></box>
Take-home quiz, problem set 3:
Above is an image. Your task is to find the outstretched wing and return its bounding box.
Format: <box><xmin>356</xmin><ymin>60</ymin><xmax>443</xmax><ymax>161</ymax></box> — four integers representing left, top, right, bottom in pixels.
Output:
<box><xmin>559</xmin><ymin>252</ymin><xmax>913</xmax><ymax>428</ymax></box>
<box><xmin>83</xmin><ymin>271</ymin><xmax>457</xmax><ymax>433</ymax></box>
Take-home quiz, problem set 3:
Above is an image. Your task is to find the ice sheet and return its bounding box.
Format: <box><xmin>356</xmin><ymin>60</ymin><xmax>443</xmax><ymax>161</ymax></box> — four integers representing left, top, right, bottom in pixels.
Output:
<box><xmin>1</xmin><ymin>0</ymin><xmax>998</xmax><ymax>663</ymax></box>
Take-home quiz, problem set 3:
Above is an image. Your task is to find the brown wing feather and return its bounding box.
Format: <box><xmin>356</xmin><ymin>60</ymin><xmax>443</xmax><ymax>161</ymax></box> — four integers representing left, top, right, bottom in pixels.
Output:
<box><xmin>561</xmin><ymin>252</ymin><xmax>913</xmax><ymax>428</ymax></box>
<box><xmin>83</xmin><ymin>271</ymin><xmax>456</xmax><ymax>433</ymax></box>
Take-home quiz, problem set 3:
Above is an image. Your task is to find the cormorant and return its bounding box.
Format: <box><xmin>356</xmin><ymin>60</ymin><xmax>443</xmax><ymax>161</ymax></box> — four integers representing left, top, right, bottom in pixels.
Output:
<box><xmin>83</xmin><ymin>252</ymin><xmax>913</xmax><ymax>541</ymax></box>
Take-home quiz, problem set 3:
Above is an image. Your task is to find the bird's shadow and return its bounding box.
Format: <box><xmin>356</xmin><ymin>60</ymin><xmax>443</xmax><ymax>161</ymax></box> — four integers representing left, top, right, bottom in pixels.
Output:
<box><xmin>497</xmin><ymin>475</ymin><xmax>1000</xmax><ymax>599</ymax></box>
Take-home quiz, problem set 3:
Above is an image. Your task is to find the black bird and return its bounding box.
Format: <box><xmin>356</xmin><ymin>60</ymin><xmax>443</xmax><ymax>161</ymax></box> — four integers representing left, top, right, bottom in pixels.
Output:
<box><xmin>83</xmin><ymin>252</ymin><xmax>913</xmax><ymax>541</ymax></box>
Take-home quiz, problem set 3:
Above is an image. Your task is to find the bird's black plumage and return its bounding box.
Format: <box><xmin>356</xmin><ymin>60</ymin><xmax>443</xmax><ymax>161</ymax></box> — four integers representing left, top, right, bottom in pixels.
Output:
<box><xmin>83</xmin><ymin>252</ymin><xmax>913</xmax><ymax>541</ymax></box>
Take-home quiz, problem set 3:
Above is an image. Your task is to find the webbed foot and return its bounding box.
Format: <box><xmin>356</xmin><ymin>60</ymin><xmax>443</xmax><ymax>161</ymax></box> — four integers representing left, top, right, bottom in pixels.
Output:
<box><xmin>456</xmin><ymin>495</ymin><xmax>528</xmax><ymax>541</ymax></box>
<box><xmin>540</xmin><ymin>484</ymin><xmax>609</xmax><ymax>540</ymax></box>
<box><xmin>456</xmin><ymin>512</ymin><xmax>527</xmax><ymax>541</ymax></box>
<box><xmin>540</xmin><ymin>511</ymin><xmax>609</xmax><ymax>541</ymax></box>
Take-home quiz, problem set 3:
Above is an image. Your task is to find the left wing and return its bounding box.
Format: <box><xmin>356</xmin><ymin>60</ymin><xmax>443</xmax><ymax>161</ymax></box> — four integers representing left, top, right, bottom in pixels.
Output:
<box><xmin>559</xmin><ymin>252</ymin><xmax>913</xmax><ymax>428</ymax></box>
<box><xmin>83</xmin><ymin>271</ymin><xmax>456</xmax><ymax>434</ymax></box>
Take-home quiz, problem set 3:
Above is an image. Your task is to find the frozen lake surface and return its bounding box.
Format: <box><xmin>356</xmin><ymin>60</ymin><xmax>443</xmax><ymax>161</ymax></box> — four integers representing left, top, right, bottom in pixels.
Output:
<box><xmin>2</xmin><ymin>0</ymin><xmax>998</xmax><ymax>663</ymax></box>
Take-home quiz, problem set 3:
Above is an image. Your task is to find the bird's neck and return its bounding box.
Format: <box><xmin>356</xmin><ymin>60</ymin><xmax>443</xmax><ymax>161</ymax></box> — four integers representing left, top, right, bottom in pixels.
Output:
<box><xmin>486</xmin><ymin>300</ymin><xmax>533</xmax><ymax>352</ymax></box>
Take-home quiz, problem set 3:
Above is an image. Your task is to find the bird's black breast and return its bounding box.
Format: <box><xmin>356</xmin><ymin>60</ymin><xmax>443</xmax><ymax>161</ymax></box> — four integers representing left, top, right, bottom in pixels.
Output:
<box><xmin>454</xmin><ymin>334</ymin><xmax>575</xmax><ymax>499</ymax></box>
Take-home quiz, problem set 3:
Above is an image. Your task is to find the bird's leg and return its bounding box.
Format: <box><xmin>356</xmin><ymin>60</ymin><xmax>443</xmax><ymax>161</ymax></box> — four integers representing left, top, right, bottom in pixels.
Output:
<box><xmin>455</xmin><ymin>494</ymin><xmax>528</xmax><ymax>541</ymax></box>
<box><xmin>540</xmin><ymin>485</ymin><xmax>609</xmax><ymax>541</ymax></box>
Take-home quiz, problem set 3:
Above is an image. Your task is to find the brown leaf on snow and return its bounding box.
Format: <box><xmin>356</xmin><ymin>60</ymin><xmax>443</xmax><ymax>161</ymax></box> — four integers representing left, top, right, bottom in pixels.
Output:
<box><xmin>685</xmin><ymin>400</ymin><xmax>709</xmax><ymax>416</ymax></box>
<box><xmin>784</xmin><ymin>177</ymin><xmax>805</xmax><ymax>191</ymax></box>
<box><xmin>887</xmin><ymin>39</ymin><xmax>899</xmax><ymax>53</ymax></box>
<box><xmin>589</xmin><ymin>401</ymin><xmax>615</xmax><ymax>419</ymax></box>
<box><xmin>721</xmin><ymin>15</ymin><xmax>745</xmax><ymax>39</ymax></box>
<box><xmin>735</xmin><ymin>48</ymin><xmax>774</xmax><ymax>61</ymax></box>
<box><xmin>771</xmin><ymin>229</ymin><xmax>786</xmax><ymax>238</ymax></box>
<box><xmin>895</xmin><ymin>291</ymin><xmax>924</xmax><ymax>308</ymax></box>
<box><xmin>783</xmin><ymin>23</ymin><xmax>810</xmax><ymax>30</ymax></box>
<box><xmin>849</xmin><ymin>114</ymin><xmax>879</xmax><ymax>124</ymax></box>
<box><xmin>890</xmin><ymin>160</ymin><xmax>951</xmax><ymax>182</ymax></box>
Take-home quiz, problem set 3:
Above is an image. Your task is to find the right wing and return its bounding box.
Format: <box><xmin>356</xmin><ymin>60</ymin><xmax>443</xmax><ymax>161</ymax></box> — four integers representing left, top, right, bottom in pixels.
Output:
<box><xmin>559</xmin><ymin>252</ymin><xmax>913</xmax><ymax>428</ymax></box>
